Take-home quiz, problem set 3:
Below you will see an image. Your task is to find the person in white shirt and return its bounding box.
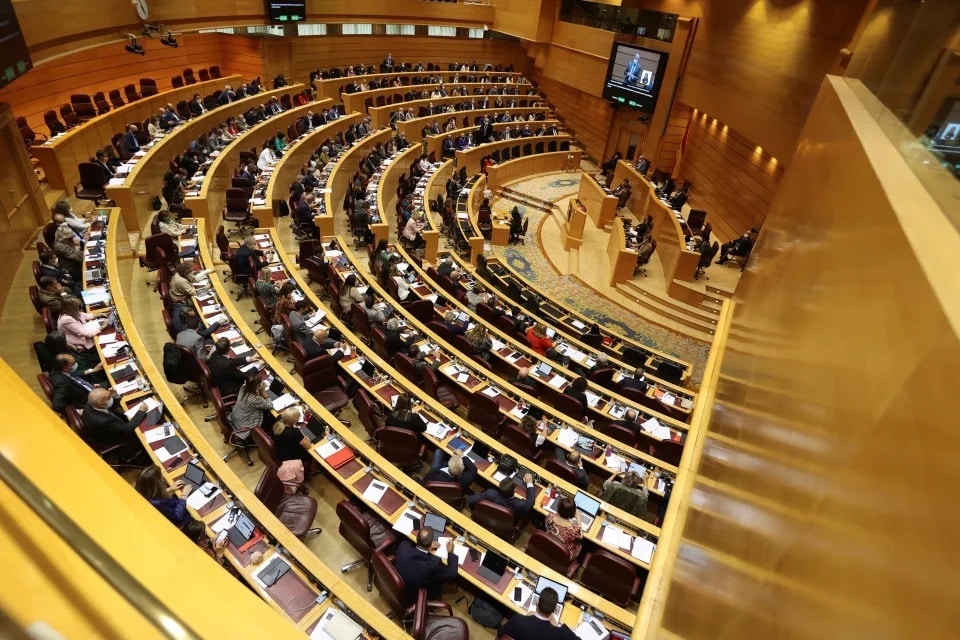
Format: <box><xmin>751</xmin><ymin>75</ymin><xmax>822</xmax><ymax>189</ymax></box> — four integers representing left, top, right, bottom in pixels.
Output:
<box><xmin>390</xmin><ymin>264</ymin><xmax>412</xmax><ymax>302</ymax></box>
<box><xmin>257</xmin><ymin>142</ymin><xmax>276</xmax><ymax>170</ymax></box>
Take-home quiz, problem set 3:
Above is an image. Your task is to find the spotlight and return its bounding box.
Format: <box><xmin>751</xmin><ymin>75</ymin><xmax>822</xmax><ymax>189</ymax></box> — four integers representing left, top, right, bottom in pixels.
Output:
<box><xmin>160</xmin><ymin>31</ymin><xmax>178</xmax><ymax>48</ymax></box>
<box><xmin>125</xmin><ymin>35</ymin><xmax>145</xmax><ymax>55</ymax></box>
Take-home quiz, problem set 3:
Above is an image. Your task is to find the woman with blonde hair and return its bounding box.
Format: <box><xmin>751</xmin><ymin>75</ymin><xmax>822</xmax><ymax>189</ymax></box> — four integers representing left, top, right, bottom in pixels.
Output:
<box><xmin>256</xmin><ymin>266</ymin><xmax>280</xmax><ymax>309</ymax></box>
<box><xmin>271</xmin><ymin>407</ymin><xmax>312</xmax><ymax>465</ymax></box>
<box><xmin>465</xmin><ymin>323</ymin><xmax>492</xmax><ymax>357</ymax></box>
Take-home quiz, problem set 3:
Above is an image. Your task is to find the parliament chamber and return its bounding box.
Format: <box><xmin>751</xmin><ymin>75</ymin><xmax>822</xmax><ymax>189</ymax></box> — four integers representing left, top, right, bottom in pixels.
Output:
<box><xmin>0</xmin><ymin>0</ymin><xmax>957</xmax><ymax>639</ymax></box>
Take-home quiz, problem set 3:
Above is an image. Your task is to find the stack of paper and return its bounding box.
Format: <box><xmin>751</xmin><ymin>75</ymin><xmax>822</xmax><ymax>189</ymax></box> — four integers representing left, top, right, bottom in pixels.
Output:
<box><xmin>114</xmin><ymin>379</ymin><xmax>140</xmax><ymax>395</ymax></box>
<box><xmin>548</xmin><ymin>374</ymin><xmax>567</xmax><ymax>389</ymax></box>
<box><xmin>392</xmin><ymin>508</ymin><xmax>421</xmax><ymax>535</ymax></box>
<box><xmin>632</xmin><ymin>537</ymin><xmax>656</xmax><ymax>563</ymax></box>
<box><xmin>425</xmin><ymin>422</ymin><xmax>452</xmax><ymax>439</ymax></box>
<box><xmin>186</xmin><ymin>485</ymin><xmax>220</xmax><ymax>510</ymax></box>
<box><xmin>271</xmin><ymin>393</ymin><xmax>296</xmax><ymax>412</ymax></box>
<box><xmin>584</xmin><ymin>391</ymin><xmax>601</xmax><ymax>408</ymax></box>
<box><xmin>481</xmin><ymin>387</ymin><xmax>499</xmax><ymax>397</ymax></box>
<box><xmin>127</xmin><ymin>397</ymin><xmax>162</xmax><ymax>420</ymax></box>
<box><xmin>556</xmin><ymin>427</ymin><xmax>579</xmax><ymax>448</ymax></box>
<box><xmin>574</xmin><ymin>618</ymin><xmax>609</xmax><ymax>640</ymax></box>
<box><xmin>605</xmin><ymin>453</ymin><xmax>624</xmax><ymax>470</ymax></box>
<box><xmin>102</xmin><ymin>341</ymin><xmax>128</xmax><ymax>358</ymax></box>
<box><xmin>361</xmin><ymin>480</ymin><xmax>389</xmax><ymax>503</ymax></box>
<box><xmin>661</xmin><ymin>393</ymin><xmax>676</xmax><ymax>406</ymax></box>
<box><xmin>600</xmin><ymin>525</ymin><xmax>633</xmax><ymax>551</ymax></box>
<box><xmin>311</xmin><ymin>608</ymin><xmax>364</xmax><ymax>640</ymax></box>
<box><xmin>434</xmin><ymin>537</ymin><xmax>470</xmax><ymax>564</ymax></box>
<box><xmin>98</xmin><ymin>333</ymin><xmax>118</xmax><ymax>345</ymax></box>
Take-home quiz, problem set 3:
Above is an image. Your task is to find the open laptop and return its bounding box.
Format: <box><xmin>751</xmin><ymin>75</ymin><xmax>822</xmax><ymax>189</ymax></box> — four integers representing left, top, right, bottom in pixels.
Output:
<box><xmin>477</xmin><ymin>550</ymin><xmax>509</xmax><ymax>583</ymax></box>
<box><xmin>263</xmin><ymin>376</ymin><xmax>286</xmax><ymax>402</ymax></box>
<box><xmin>181</xmin><ymin>461</ymin><xmax>207</xmax><ymax>489</ymax></box>
<box><xmin>227</xmin><ymin>511</ymin><xmax>256</xmax><ymax>547</ymax></box>
<box><xmin>465</xmin><ymin>440</ymin><xmax>490</xmax><ymax>463</ymax></box>
<box><xmin>573</xmin><ymin>491</ymin><xmax>601</xmax><ymax>531</ymax></box>
<box><xmin>531</xmin><ymin>575</ymin><xmax>568</xmax><ymax>617</ymax></box>
<box><xmin>536</xmin><ymin>363</ymin><xmax>552</xmax><ymax>377</ymax></box>
<box><xmin>300</xmin><ymin>416</ymin><xmax>326</xmax><ymax>444</ymax></box>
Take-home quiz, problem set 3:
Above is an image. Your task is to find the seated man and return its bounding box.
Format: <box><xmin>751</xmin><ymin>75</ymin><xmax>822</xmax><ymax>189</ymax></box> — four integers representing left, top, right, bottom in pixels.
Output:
<box><xmin>716</xmin><ymin>228</ymin><xmax>759</xmax><ymax>264</ymax></box>
<box><xmin>383</xmin><ymin>318</ymin><xmax>416</xmax><ymax>357</ymax></box>
<box><xmin>38</xmin><ymin>250</ymin><xmax>80</xmax><ymax>296</ymax></box>
<box><xmin>553</xmin><ymin>449</ymin><xmax>590</xmax><ymax>490</ymax></box>
<box><xmin>619</xmin><ymin>367</ymin><xmax>649</xmax><ymax>393</ymax></box>
<box><xmin>498</xmin><ymin>587</ymin><xmax>577</xmax><ymax>640</ymax></box>
<box><xmin>442</xmin><ymin>310</ymin><xmax>468</xmax><ymax>337</ymax></box>
<box><xmin>424</xmin><ymin>451</ymin><xmax>477</xmax><ymax>491</ymax></box>
<box><xmin>81</xmin><ymin>388</ymin><xmax>148</xmax><ymax>456</ymax></box>
<box><xmin>600</xmin><ymin>471</ymin><xmax>649</xmax><ymax>520</ymax></box>
<box><xmin>48</xmin><ymin>353</ymin><xmax>102</xmax><ymax>412</ymax></box>
<box><xmin>509</xmin><ymin>366</ymin><xmax>533</xmax><ymax>388</ymax></box>
<box><xmin>303</xmin><ymin>327</ymin><xmax>345</xmax><ymax>362</ymax></box>
<box><xmin>37</xmin><ymin>277</ymin><xmax>68</xmax><ymax>314</ymax></box>
<box><xmin>175</xmin><ymin>312</ymin><xmax>218</xmax><ymax>361</ymax></box>
<box><xmin>207</xmin><ymin>338</ymin><xmax>259</xmax><ymax>397</ymax></box>
<box><xmin>287</xmin><ymin>299</ymin><xmax>316</xmax><ymax>346</ymax></box>
<box><xmin>394</xmin><ymin>528</ymin><xmax>459</xmax><ymax>605</ymax></box>
<box><xmin>467</xmin><ymin>474</ymin><xmax>535</xmax><ymax>518</ymax></box>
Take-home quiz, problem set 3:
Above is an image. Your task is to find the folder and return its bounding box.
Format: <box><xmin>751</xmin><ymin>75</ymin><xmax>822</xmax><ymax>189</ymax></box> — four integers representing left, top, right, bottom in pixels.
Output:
<box><xmin>325</xmin><ymin>446</ymin><xmax>355</xmax><ymax>469</ymax></box>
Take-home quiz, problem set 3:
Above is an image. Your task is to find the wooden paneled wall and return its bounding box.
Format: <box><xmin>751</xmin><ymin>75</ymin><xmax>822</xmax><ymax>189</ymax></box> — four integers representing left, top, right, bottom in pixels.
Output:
<box><xmin>674</xmin><ymin>102</ymin><xmax>784</xmax><ymax>243</ymax></box>
<box><xmin>653</xmin><ymin>102</ymin><xmax>692</xmax><ymax>175</ymax></box>
<box><xmin>0</xmin><ymin>34</ymin><xmax>263</xmax><ymax>135</ymax></box>
<box><xmin>290</xmin><ymin>36</ymin><xmax>531</xmax><ymax>85</ymax></box>
<box><xmin>529</xmin><ymin>68</ymin><xmax>612</xmax><ymax>161</ymax></box>
<box><xmin>643</xmin><ymin>76</ymin><xmax>960</xmax><ymax>639</ymax></box>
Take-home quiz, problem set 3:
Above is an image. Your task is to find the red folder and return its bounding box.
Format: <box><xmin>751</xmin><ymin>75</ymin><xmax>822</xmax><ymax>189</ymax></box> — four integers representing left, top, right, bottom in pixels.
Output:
<box><xmin>326</xmin><ymin>447</ymin><xmax>356</xmax><ymax>469</ymax></box>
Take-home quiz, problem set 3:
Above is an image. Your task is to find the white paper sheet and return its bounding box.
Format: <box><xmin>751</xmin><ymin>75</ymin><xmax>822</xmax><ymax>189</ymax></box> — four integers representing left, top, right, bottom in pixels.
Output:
<box><xmin>547</xmin><ymin>374</ymin><xmax>567</xmax><ymax>389</ymax></box>
<box><xmin>271</xmin><ymin>393</ymin><xmax>296</xmax><ymax>412</ymax></box>
<box><xmin>556</xmin><ymin>427</ymin><xmax>579</xmax><ymax>448</ymax></box>
<box><xmin>361</xmin><ymin>480</ymin><xmax>389</xmax><ymax>504</ymax></box>
<box><xmin>632</xmin><ymin>537</ymin><xmax>656</xmax><ymax>563</ymax></box>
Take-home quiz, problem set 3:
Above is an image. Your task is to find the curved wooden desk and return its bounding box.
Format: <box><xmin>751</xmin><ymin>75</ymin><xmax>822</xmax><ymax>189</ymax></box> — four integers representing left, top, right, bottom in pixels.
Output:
<box><xmin>375</xmin><ymin>145</ymin><xmax>439</xmax><ymax>262</ymax></box>
<box><xmin>455</xmin><ymin>135</ymin><xmax>571</xmax><ymax>176</ymax></box>
<box><xmin>425</xmin><ymin>119</ymin><xmax>561</xmax><ymax>159</ymax></box>
<box><xmin>317</xmin><ymin>70</ymin><xmax>524</xmax><ymax>102</ymax></box>
<box><xmin>368</xmin><ymin>90</ymin><xmax>541</xmax><ymax>130</ymax></box>
<box><xmin>102</xmin><ymin>209</ymin><xmax>399</xmax><ymax>638</ymax></box>
<box><xmin>194</xmin><ymin>224</ymin><xmax>638</xmax><ymax>629</ymax></box>
<box><xmin>344</xmin><ymin>82</ymin><xmax>522</xmax><ymax>117</ymax></box>
<box><xmin>252</xmin><ymin>112</ymin><xmax>363</xmax><ymax>237</ymax></box>
<box><xmin>422</xmin><ymin>159</ymin><xmax>455</xmax><ymax>262</ymax></box>
<box><xmin>578</xmin><ymin>173</ymin><xmax>620</xmax><ymax>230</ymax></box>
<box><xmin>482</xmin><ymin>257</ymin><xmax>694</xmax><ymax>383</ymax></box>
<box><xmin>33</xmin><ymin>75</ymin><xmax>241</xmax><ymax>191</ymax></box>
<box><xmin>321</xmin><ymin>128</ymin><xmax>393</xmax><ymax>243</ymax></box>
<box><xmin>186</xmin><ymin>97</ymin><xmax>332</xmax><ymax>243</ymax></box>
<box><xmin>612</xmin><ymin>160</ymin><xmax>700</xmax><ymax>288</ymax></box>
<box><xmin>483</xmin><ymin>149</ymin><xmax>579</xmax><ymax>192</ymax></box>
<box><xmin>396</xmin><ymin>106</ymin><xmax>548</xmax><ymax>141</ymax></box>
<box><xmin>106</xmin><ymin>85</ymin><xmax>303</xmax><ymax>241</ymax></box>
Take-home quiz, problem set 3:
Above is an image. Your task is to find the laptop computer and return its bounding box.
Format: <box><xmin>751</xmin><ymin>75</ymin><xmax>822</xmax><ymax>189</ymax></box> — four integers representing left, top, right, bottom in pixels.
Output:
<box><xmin>423</xmin><ymin>513</ymin><xmax>446</xmax><ymax>538</ymax></box>
<box><xmin>301</xmin><ymin>416</ymin><xmax>326</xmax><ymax>444</ymax></box>
<box><xmin>465</xmin><ymin>440</ymin><xmax>490</xmax><ymax>463</ymax></box>
<box><xmin>359</xmin><ymin>359</ymin><xmax>377</xmax><ymax>379</ymax></box>
<box><xmin>264</xmin><ymin>376</ymin><xmax>286</xmax><ymax>402</ymax></box>
<box><xmin>477</xmin><ymin>550</ymin><xmax>508</xmax><ymax>583</ymax></box>
<box><xmin>574</xmin><ymin>491</ymin><xmax>601</xmax><ymax>530</ymax></box>
<box><xmin>257</xmin><ymin>556</ymin><xmax>290</xmax><ymax>588</ymax></box>
<box><xmin>536</xmin><ymin>363</ymin><xmax>552</xmax><ymax>376</ymax></box>
<box><xmin>181</xmin><ymin>461</ymin><xmax>207</xmax><ymax>489</ymax></box>
<box><xmin>227</xmin><ymin>511</ymin><xmax>255</xmax><ymax>547</ymax></box>
<box><xmin>531</xmin><ymin>576</ymin><xmax>568</xmax><ymax>617</ymax></box>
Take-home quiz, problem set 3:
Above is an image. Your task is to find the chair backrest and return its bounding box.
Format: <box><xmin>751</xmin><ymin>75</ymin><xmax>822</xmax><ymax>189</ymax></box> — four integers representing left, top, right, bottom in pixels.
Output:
<box><xmin>36</xmin><ymin>373</ymin><xmax>55</xmax><ymax>404</ymax></box>
<box><xmin>526</xmin><ymin>530</ymin><xmax>576</xmax><ymax>575</ymax></box>
<box><xmin>198</xmin><ymin>68</ymin><xmax>211</xmax><ymax>82</ymax></box>
<box><xmin>466</xmin><ymin>391</ymin><xmax>501</xmax><ymax>434</ymax></box>
<box><xmin>650</xmin><ymin>438</ymin><xmax>683</xmax><ymax>466</ymax></box>
<box><xmin>472</xmin><ymin>499</ymin><xmax>518</xmax><ymax>540</ymax></box>
<box><xmin>251</xmin><ymin>426</ymin><xmax>280</xmax><ymax>468</ymax></box>
<box><xmin>588</xmin><ymin>366</ymin><xmax>615</xmax><ymax>389</ymax></box>
<box><xmin>28</xmin><ymin>286</ymin><xmax>42</xmax><ymax>315</ymax></box>
<box><xmin>423</xmin><ymin>481</ymin><xmax>464</xmax><ymax>509</ymax></box>
<box><xmin>544</xmin><ymin>457</ymin><xmax>580</xmax><ymax>486</ymax></box>
<box><xmin>392</xmin><ymin>353</ymin><xmax>421</xmax><ymax>385</ymax></box>
<box><xmin>371</xmin><ymin>551</ymin><xmax>407</xmax><ymax>615</ymax></box>
<box><xmin>500</xmin><ymin>423</ymin><xmax>535</xmax><ymax>458</ymax></box>
<box><xmin>336</xmin><ymin>499</ymin><xmax>376</xmax><ymax>558</ymax></box>
<box><xmin>599</xmin><ymin>422</ymin><xmax>637</xmax><ymax>448</ymax></box>
<box><xmin>78</xmin><ymin>162</ymin><xmax>107</xmax><ymax>190</ymax></box>
<box><xmin>407</xmin><ymin>299</ymin><xmax>434</xmax><ymax>324</ymax></box>
<box><xmin>172</xmin><ymin>75</ymin><xmax>185</xmax><ymax>88</ymax></box>
<box><xmin>412</xmin><ymin>588</ymin><xmax>467</xmax><ymax>640</ymax></box>
<box><xmin>350</xmin><ymin>302</ymin><xmax>372</xmax><ymax>337</ymax></box>
<box><xmin>254</xmin><ymin>463</ymin><xmax>285</xmax><ymax>513</ymax></box>
<box><xmin>374</xmin><ymin>426</ymin><xmax>421</xmax><ymax>467</ymax></box>
<box><xmin>210</xmin><ymin>388</ymin><xmax>235</xmax><ymax>441</ymax></box>
<box><xmin>555</xmin><ymin>393</ymin><xmax>585</xmax><ymax>419</ymax></box>
<box><xmin>581</xmin><ymin>549</ymin><xmax>638</xmax><ymax>606</ymax></box>
<box><xmin>354</xmin><ymin>388</ymin><xmax>382</xmax><ymax>439</ymax></box>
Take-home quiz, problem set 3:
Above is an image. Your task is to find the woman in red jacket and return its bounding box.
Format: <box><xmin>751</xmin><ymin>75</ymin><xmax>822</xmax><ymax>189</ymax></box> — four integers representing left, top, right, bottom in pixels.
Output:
<box><xmin>525</xmin><ymin>323</ymin><xmax>554</xmax><ymax>356</ymax></box>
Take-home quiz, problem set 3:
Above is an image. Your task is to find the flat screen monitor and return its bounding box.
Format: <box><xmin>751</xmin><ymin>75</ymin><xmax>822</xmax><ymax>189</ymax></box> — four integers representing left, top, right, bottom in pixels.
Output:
<box><xmin>601</xmin><ymin>42</ymin><xmax>669</xmax><ymax>113</ymax></box>
<box><xmin>0</xmin><ymin>0</ymin><xmax>32</xmax><ymax>90</ymax></box>
<box><xmin>574</xmin><ymin>490</ymin><xmax>601</xmax><ymax>517</ymax></box>
<box><xmin>265</xmin><ymin>0</ymin><xmax>306</xmax><ymax>22</ymax></box>
<box><xmin>534</xmin><ymin>575</ymin><xmax>569</xmax><ymax>603</ymax></box>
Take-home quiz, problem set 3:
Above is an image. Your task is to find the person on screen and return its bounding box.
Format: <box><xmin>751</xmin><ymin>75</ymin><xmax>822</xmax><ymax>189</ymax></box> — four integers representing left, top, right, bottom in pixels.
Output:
<box><xmin>624</xmin><ymin>53</ymin><xmax>642</xmax><ymax>86</ymax></box>
<box><xmin>640</xmin><ymin>69</ymin><xmax>655</xmax><ymax>91</ymax></box>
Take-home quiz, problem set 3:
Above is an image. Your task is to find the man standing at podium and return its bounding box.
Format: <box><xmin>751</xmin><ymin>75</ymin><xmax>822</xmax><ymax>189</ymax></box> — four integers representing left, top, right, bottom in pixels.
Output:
<box><xmin>624</xmin><ymin>53</ymin><xmax>642</xmax><ymax>86</ymax></box>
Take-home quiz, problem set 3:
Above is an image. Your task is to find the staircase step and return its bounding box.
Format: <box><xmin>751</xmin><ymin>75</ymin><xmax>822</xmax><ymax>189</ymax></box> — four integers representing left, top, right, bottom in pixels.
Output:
<box><xmin>706</xmin><ymin>284</ymin><xmax>735</xmax><ymax>299</ymax></box>
<box><xmin>615</xmin><ymin>283</ymin><xmax>717</xmax><ymax>337</ymax></box>
<box><xmin>620</xmin><ymin>280</ymin><xmax>720</xmax><ymax>324</ymax></box>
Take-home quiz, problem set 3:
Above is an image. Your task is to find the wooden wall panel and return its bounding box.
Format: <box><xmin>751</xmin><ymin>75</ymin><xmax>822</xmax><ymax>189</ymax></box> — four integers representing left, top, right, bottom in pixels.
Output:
<box><xmin>529</xmin><ymin>67</ymin><xmax>612</xmax><ymax>161</ymax></box>
<box><xmin>654</xmin><ymin>102</ymin><xmax>692</xmax><ymax>175</ymax></box>
<box><xmin>291</xmin><ymin>36</ymin><xmax>531</xmax><ymax>85</ymax></box>
<box><xmin>675</xmin><ymin>103</ymin><xmax>784</xmax><ymax>244</ymax></box>
<box><xmin>0</xmin><ymin>34</ymin><xmax>263</xmax><ymax>134</ymax></box>
<box><xmin>644</xmin><ymin>76</ymin><xmax>960</xmax><ymax>640</ymax></box>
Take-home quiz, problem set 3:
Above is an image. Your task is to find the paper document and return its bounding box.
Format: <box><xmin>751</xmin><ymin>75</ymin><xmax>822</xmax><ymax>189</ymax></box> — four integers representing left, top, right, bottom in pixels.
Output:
<box><xmin>605</xmin><ymin>453</ymin><xmax>624</xmax><ymax>470</ymax></box>
<box><xmin>511</xmin><ymin>583</ymin><xmax>532</xmax><ymax>607</ymax></box>
<box><xmin>481</xmin><ymin>386</ymin><xmax>499</xmax><ymax>397</ymax></box>
<box><xmin>311</xmin><ymin>608</ymin><xmax>363</xmax><ymax>640</ymax></box>
<box><xmin>210</xmin><ymin>509</ymin><xmax>236</xmax><ymax>534</ymax></box>
<box><xmin>98</xmin><ymin>333</ymin><xmax>118</xmax><ymax>345</ymax></box>
<box><xmin>584</xmin><ymin>391</ymin><xmax>601</xmax><ymax>408</ymax></box>
<box><xmin>114</xmin><ymin>379</ymin><xmax>140</xmax><ymax>395</ymax></box>
<box><xmin>661</xmin><ymin>393</ymin><xmax>675</xmax><ymax>406</ymax></box>
<box><xmin>239</xmin><ymin>361</ymin><xmax>261</xmax><ymax>373</ymax></box>
<box><xmin>571</xmin><ymin>320</ymin><xmax>587</xmax><ymax>330</ymax></box>
<box><xmin>186</xmin><ymin>484</ymin><xmax>220</xmax><ymax>510</ymax></box>
<box><xmin>271</xmin><ymin>393</ymin><xmax>296</xmax><ymax>412</ymax></box>
<box><xmin>425</xmin><ymin>294</ymin><xmax>438</xmax><ymax>303</ymax></box>
<box><xmin>219</xmin><ymin>329</ymin><xmax>241</xmax><ymax>342</ymax></box>
<box><xmin>392</xmin><ymin>508</ymin><xmax>422</xmax><ymax>535</ymax></box>
<box><xmin>601</xmin><ymin>525</ymin><xmax>633</xmax><ymax>550</ymax></box>
<box><xmin>361</xmin><ymin>480</ymin><xmax>389</xmax><ymax>504</ymax></box>
<box><xmin>425</xmin><ymin>422</ymin><xmax>452</xmax><ymax>439</ymax></box>
<box><xmin>346</xmin><ymin>360</ymin><xmax>364</xmax><ymax>373</ymax></box>
<box><xmin>317</xmin><ymin>439</ymin><xmax>346</xmax><ymax>459</ymax></box>
<box><xmin>609</xmin><ymin>404</ymin><xmax>625</xmax><ymax>420</ymax></box>
<box><xmin>489</xmin><ymin>337</ymin><xmax>504</xmax><ymax>351</ymax></box>
<box><xmin>556</xmin><ymin>427</ymin><xmax>580</xmax><ymax>448</ymax></box>
<box><xmin>143</xmin><ymin>424</ymin><xmax>175</xmax><ymax>444</ymax></box>
<box><xmin>231</xmin><ymin>344</ymin><xmax>252</xmax><ymax>357</ymax></box>
<box><xmin>81</xmin><ymin>289</ymin><xmax>111</xmax><ymax>305</ymax></box>
<box><xmin>547</xmin><ymin>374</ymin><xmax>567</xmax><ymax>389</ymax></box>
<box><xmin>632</xmin><ymin>537</ymin><xmax>656</xmax><ymax>564</ymax></box>
<box><xmin>127</xmin><ymin>397</ymin><xmax>162</xmax><ymax>420</ymax></box>
<box><xmin>456</xmin><ymin>373</ymin><xmax>469</xmax><ymax>383</ymax></box>
<box><xmin>434</xmin><ymin>537</ymin><xmax>470</xmax><ymax>565</ymax></box>
<box><xmin>574</xmin><ymin>618</ymin><xmax>609</xmax><ymax>640</ymax></box>
<box><xmin>306</xmin><ymin>309</ymin><xmax>327</xmax><ymax>327</ymax></box>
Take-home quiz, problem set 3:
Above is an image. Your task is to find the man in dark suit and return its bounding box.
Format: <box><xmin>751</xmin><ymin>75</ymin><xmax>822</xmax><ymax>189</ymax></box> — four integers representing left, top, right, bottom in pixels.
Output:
<box><xmin>619</xmin><ymin>368</ymin><xmax>649</xmax><ymax>393</ymax></box>
<box><xmin>467</xmin><ymin>474</ymin><xmax>535</xmax><ymax>517</ymax></box>
<box><xmin>477</xmin><ymin>117</ymin><xmax>493</xmax><ymax>143</ymax></box>
<box><xmin>218</xmin><ymin>85</ymin><xmax>237</xmax><ymax>105</ymax></box>
<box><xmin>94</xmin><ymin>150</ymin><xmax>115</xmax><ymax>181</ymax></box>
<box><xmin>553</xmin><ymin>449</ymin><xmax>589</xmax><ymax>489</ymax></box>
<box><xmin>303</xmin><ymin>327</ymin><xmax>345</xmax><ymax>362</ymax></box>
<box><xmin>383</xmin><ymin>318</ymin><xmax>416</xmax><ymax>357</ymax></box>
<box><xmin>615</xmin><ymin>408</ymin><xmax>643</xmax><ymax>441</ymax></box>
<box><xmin>207</xmin><ymin>338</ymin><xmax>258</xmax><ymax>397</ymax></box>
<box><xmin>188</xmin><ymin>93</ymin><xmax>206</xmax><ymax>116</ymax></box>
<box><xmin>624</xmin><ymin>53</ymin><xmax>642</xmax><ymax>86</ymax></box>
<box><xmin>81</xmin><ymin>388</ymin><xmax>148</xmax><ymax>454</ymax></box>
<box><xmin>49</xmin><ymin>354</ymin><xmax>100</xmax><ymax>412</ymax></box>
<box><xmin>498</xmin><ymin>588</ymin><xmax>577</xmax><ymax>640</ymax></box>
<box><xmin>424</xmin><ymin>451</ymin><xmax>477</xmax><ymax>491</ymax></box>
<box><xmin>38</xmin><ymin>251</ymin><xmax>81</xmax><ymax>296</ymax></box>
<box><xmin>394</xmin><ymin>528</ymin><xmax>459</xmax><ymax>605</ymax></box>
<box><xmin>120</xmin><ymin>124</ymin><xmax>140</xmax><ymax>157</ymax></box>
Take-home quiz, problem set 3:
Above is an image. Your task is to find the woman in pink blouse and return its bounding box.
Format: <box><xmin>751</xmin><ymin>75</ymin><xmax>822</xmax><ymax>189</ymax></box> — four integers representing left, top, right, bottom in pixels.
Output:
<box><xmin>57</xmin><ymin>297</ymin><xmax>108</xmax><ymax>350</ymax></box>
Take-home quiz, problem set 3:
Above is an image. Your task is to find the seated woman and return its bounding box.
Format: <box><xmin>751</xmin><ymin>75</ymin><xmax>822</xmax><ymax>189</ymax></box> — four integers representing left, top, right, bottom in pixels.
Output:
<box><xmin>57</xmin><ymin>297</ymin><xmax>108</xmax><ymax>351</ymax></box>
<box><xmin>466</xmin><ymin>284</ymin><xmax>492</xmax><ymax>312</ymax></box>
<box><xmin>271</xmin><ymin>407</ymin><xmax>312</xmax><ymax>467</ymax></box>
<box><xmin>601</xmin><ymin>471</ymin><xmax>650</xmax><ymax>520</ymax></box>
<box><xmin>402</xmin><ymin>211</ymin><xmax>426</xmax><ymax>250</ymax></box>
<box><xmin>230</xmin><ymin>373</ymin><xmax>274</xmax><ymax>435</ymax></box>
<box><xmin>545</xmin><ymin>496</ymin><xmax>583</xmax><ymax>561</ymax></box>
<box><xmin>273</xmin><ymin>281</ymin><xmax>297</xmax><ymax>325</ymax></box>
<box><xmin>169</xmin><ymin>262</ymin><xmax>199</xmax><ymax>304</ymax></box>
<box><xmin>525</xmin><ymin>323</ymin><xmax>554</xmax><ymax>357</ymax></box>
<box><xmin>255</xmin><ymin>267</ymin><xmax>280</xmax><ymax>310</ymax></box>
<box><xmin>465</xmin><ymin>324</ymin><xmax>492</xmax><ymax>358</ymax></box>
<box><xmin>339</xmin><ymin>274</ymin><xmax>366</xmax><ymax>313</ymax></box>
<box><xmin>386</xmin><ymin>392</ymin><xmax>427</xmax><ymax>436</ymax></box>
<box><xmin>136</xmin><ymin>466</ymin><xmax>193</xmax><ymax>529</ymax></box>
<box><xmin>390</xmin><ymin>264</ymin><xmax>412</xmax><ymax>303</ymax></box>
